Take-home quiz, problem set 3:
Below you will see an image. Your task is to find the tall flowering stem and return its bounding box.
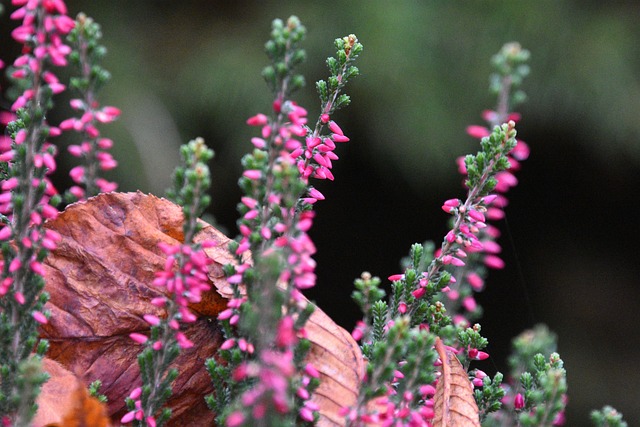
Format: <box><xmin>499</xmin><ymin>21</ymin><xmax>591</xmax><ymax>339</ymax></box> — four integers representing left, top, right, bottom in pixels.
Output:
<box><xmin>346</xmin><ymin>44</ymin><xmax>531</xmax><ymax>425</ymax></box>
<box><xmin>122</xmin><ymin>138</ymin><xmax>214</xmax><ymax>427</ymax></box>
<box><xmin>61</xmin><ymin>13</ymin><xmax>119</xmax><ymax>201</ymax></box>
<box><xmin>0</xmin><ymin>1</ymin><xmax>73</xmax><ymax>424</ymax></box>
<box><xmin>441</xmin><ymin>42</ymin><xmax>531</xmax><ymax>325</ymax></box>
<box><xmin>206</xmin><ymin>16</ymin><xmax>362</xmax><ymax>426</ymax></box>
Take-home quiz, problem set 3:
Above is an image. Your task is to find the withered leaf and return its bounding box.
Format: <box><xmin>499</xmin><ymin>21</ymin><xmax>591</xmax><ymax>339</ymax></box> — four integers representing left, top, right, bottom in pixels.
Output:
<box><xmin>40</xmin><ymin>192</ymin><xmax>363</xmax><ymax>426</ymax></box>
<box><xmin>432</xmin><ymin>337</ymin><xmax>481</xmax><ymax>427</ymax></box>
<box><xmin>37</xmin><ymin>359</ymin><xmax>112</xmax><ymax>427</ymax></box>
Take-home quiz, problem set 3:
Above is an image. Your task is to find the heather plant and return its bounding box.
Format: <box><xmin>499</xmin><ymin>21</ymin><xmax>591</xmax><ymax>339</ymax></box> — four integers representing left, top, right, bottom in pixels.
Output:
<box><xmin>205</xmin><ymin>17</ymin><xmax>362</xmax><ymax>426</ymax></box>
<box><xmin>0</xmin><ymin>1</ymin><xmax>72</xmax><ymax>424</ymax></box>
<box><xmin>122</xmin><ymin>137</ymin><xmax>215</xmax><ymax>427</ymax></box>
<box><xmin>0</xmin><ymin>2</ymin><xmax>631</xmax><ymax>427</ymax></box>
<box><xmin>61</xmin><ymin>12</ymin><xmax>119</xmax><ymax>202</ymax></box>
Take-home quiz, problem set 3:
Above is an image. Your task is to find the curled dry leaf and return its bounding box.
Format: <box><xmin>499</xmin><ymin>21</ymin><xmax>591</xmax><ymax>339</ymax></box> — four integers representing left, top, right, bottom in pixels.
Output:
<box><xmin>36</xmin><ymin>358</ymin><xmax>112</xmax><ymax>427</ymax></box>
<box><xmin>38</xmin><ymin>191</ymin><xmax>364</xmax><ymax>426</ymax></box>
<box><xmin>432</xmin><ymin>338</ymin><xmax>481</xmax><ymax>427</ymax></box>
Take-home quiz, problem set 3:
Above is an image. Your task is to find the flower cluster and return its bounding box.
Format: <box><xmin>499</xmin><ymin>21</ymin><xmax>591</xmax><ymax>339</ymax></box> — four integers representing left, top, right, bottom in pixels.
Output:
<box><xmin>0</xmin><ymin>1</ymin><xmax>73</xmax><ymax>423</ymax></box>
<box><xmin>345</xmin><ymin>43</ymin><xmax>531</xmax><ymax>425</ymax></box>
<box><xmin>122</xmin><ymin>138</ymin><xmax>215</xmax><ymax>427</ymax></box>
<box><xmin>440</xmin><ymin>42</ymin><xmax>532</xmax><ymax>325</ymax></box>
<box><xmin>61</xmin><ymin>13</ymin><xmax>119</xmax><ymax>200</ymax></box>
<box><xmin>205</xmin><ymin>17</ymin><xmax>362</xmax><ymax>426</ymax></box>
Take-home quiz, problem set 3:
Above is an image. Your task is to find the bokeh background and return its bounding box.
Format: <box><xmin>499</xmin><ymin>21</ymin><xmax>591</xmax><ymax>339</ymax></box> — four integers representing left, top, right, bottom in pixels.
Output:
<box><xmin>2</xmin><ymin>1</ymin><xmax>639</xmax><ymax>424</ymax></box>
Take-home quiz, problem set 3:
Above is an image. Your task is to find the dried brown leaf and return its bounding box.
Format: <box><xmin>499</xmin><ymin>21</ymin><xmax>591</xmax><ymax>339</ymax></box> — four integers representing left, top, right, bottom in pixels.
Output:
<box><xmin>39</xmin><ymin>192</ymin><xmax>363</xmax><ymax>426</ymax></box>
<box><xmin>432</xmin><ymin>337</ymin><xmax>481</xmax><ymax>427</ymax></box>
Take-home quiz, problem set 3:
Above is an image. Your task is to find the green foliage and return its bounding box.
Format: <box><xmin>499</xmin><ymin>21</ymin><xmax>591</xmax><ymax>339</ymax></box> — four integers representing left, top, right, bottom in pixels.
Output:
<box><xmin>474</xmin><ymin>371</ymin><xmax>504</xmax><ymax>422</ymax></box>
<box><xmin>490</xmin><ymin>42</ymin><xmax>530</xmax><ymax>110</ymax></box>
<box><xmin>88</xmin><ymin>380</ymin><xmax>108</xmax><ymax>403</ymax></box>
<box><xmin>263</xmin><ymin>16</ymin><xmax>307</xmax><ymax>96</ymax></box>
<box><xmin>316</xmin><ymin>35</ymin><xmax>363</xmax><ymax>116</ymax></box>
<box><xmin>67</xmin><ymin>14</ymin><xmax>111</xmax><ymax>94</ymax></box>
<box><xmin>166</xmin><ymin>137</ymin><xmax>214</xmax><ymax>240</ymax></box>
<box><xmin>516</xmin><ymin>353</ymin><xmax>567</xmax><ymax>426</ymax></box>
<box><xmin>591</xmin><ymin>406</ymin><xmax>628</xmax><ymax>427</ymax></box>
<box><xmin>464</xmin><ymin>122</ymin><xmax>517</xmax><ymax>194</ymax></box>
<box><xmin>508</xmin><ymin>324</ymin><xmax>558</xmax><ymax>379</ymax></box>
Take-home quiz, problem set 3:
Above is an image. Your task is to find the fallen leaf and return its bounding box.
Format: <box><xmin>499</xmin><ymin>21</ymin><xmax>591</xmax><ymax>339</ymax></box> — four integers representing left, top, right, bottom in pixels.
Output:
<box><xmin>32</xmin><ymin>358</ymin><xmax>84</xmax><ymax>427</ymax></box>
<box><xmin>42</xmin><ymin>365</ymin><xmax>112</xmax><ymax>427</ymax></box>
<box><xmin>432</xmin><ymin>337</ymin><xmax>481</xmax><ymax>427</ymax></box>
<box><xmin>39</xmin><ymin>192</ymin><xmax>363</xmax><ymax>426</ymax></box>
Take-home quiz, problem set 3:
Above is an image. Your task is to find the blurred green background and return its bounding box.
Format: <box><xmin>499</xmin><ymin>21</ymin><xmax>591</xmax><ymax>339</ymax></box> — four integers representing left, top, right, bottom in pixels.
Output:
<box><xmin>2</xmin><ymin>1</ymin><xmax>640</xmax><ymax>424</ymax></box>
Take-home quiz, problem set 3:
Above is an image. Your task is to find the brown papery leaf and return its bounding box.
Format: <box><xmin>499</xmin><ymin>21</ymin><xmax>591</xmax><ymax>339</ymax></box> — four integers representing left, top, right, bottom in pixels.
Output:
<box><xmin>39</xmin><ymin>360</ymin><xmax>112</xmax><ymax>427</ymax></box>
<box><xmin>39</xmin><ymin>192</ymin><xmax>364</xmax><ymax>426</ymax></box>
<box><xmin>432</xmin><ymin>337</ymin><xmax>481</xmax><ymax>427</ymax></box>
<box><xmin>33</xmin><ymin>358</ymin><xmax>84</xmax><ymax>427</ymax></box>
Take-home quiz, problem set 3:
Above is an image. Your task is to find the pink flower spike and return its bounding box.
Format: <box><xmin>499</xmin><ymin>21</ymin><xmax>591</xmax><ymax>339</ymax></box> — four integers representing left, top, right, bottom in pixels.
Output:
<box><xmin>30</xmin><ymin>261</ymin><xmax>45</xmax><ymax>276</ymax></box>
<box><xmin>143</xmin><ymin>314</ymin><xmax>161</xmax><ymax>326</ymax></box>
<box><xmin>242</xmin><ymin>169</ymin><xmax>262</xmax><ymax>180</ymax></box>
<box><xmin>129</xmin><ymin>387</ymin><xmax>142</xmax><ymax>400</ymax></box>
<box><xmin>150</xmin><ymin>297</ymin><xmax>166</xmax><ymax>307</ymax></box>
<box><xmin>466</xmin><ymin>272</ymin><xmax>484</xmax><ymax>291</ymax></box>
<box><xmin>466</xmin><ymin>125</ymin><xmax>490</xmax><ymax>139</ymax></box>
<box><xmin>0</xmin><ymin>227</ymin><xmax>12</xmax><ymax>241</ymax></box>
<box><xmin>121</xmin><ymin>411</ymin><xmax>136</xmax><ymax>424</ymax></box>
<box><xmin>514</xmin><ymin>393</ymin><xmax>525</xmax><ymax>410</ymax></box>
<box><xmin>328</xmin><ymin>121</ymin><xmax>344</xmax><ymax>136</ymax></box>
<box><xmin>467</xmin><ymin>209</ymin><xmax>485</xmax><ymax>222</ymax></box>
<box><xmin>472</xmin><ymin>350</ymin><xmax>489</xmax><ymax>360</ymax></box>
<box><xmin>308</xmin><ymin>187</ymin><xmax>325</xmax><ymax>201</ymax></box>
<box><xmin>1</xmin><ymin>177</ymin><xmax>18</xmax><ymax>192</ymax></box>
<box><xmin>304</xmin><ymin>363</ymin><xmax>320</xmax><ymax>378</ymax></box>
<box><xmin>176</xmin><ymin>332</ymin><xmax>193</xmax><ymax>349</ymax></box>
<box><xmin>129</xmin><ymin>333</ymin><xmax>148</xmax><ymax>345</ymax></box>
<box><xmin>226</xmin><ymin>412</ymin><xmax>245</xmax><ymax>427</ymax></box>
<box><xmin>251</xmin><ymin>137</ymin><xmax>266</xmax><ymax>149</ymax></box>
<box><xmin>300</xmin><ymin>407</ymin><xmax>314</xmax><ymax>422</ymax></box>
<box><xmin>33</xmin><ymin>311</ymin><xmax>48</xmax><ymax>324</ymax></box>
<box><xmin>220</xmin><ymin>339</ymin><xmax>235</xmax><ymax>350</ymax></box>
<box><xmin>246</xmin><ymin>113</ymin><xmax>268</xmax><ymax>126</ymax></box>
<box><xmin>483</xmin><ymin>194</ymin><xmax>498</xmax><ymax>205</ymax></box>
<box><xmin>512</xmin><ymin>140</ymin><xmax>530</xmax><ymax>161</ymax></box>
<box><xmin>484</xmin><ymin>255</ymin><xmax>505</xmax><ymax>269</ymax></box>
<box><xmin>462</xmin><ymin>296</ymin><xmax>477</xmax><ymax>312</ymax></box>
<box><xmin>67</xmin><ymin>144</ymin><xmax>83</xmax><ymax>157</ymax></box>
<box><xmin>9</xmin><ymin>258</ymin><xmax>22</xmax><ymax>273</ymax></box>
<box><xmin>331</xmin><ymin>133</ymin><xmax>349</xmax><ymax>143</ymax></box>
<box><xmin>14</xmin><ymin>292</ymin><xmax>25</xmax><ymax>305</ymax></box>
<box><xmin>412</xmin><ymin>287</ymin><xmax>426</xmax><ymax>299</ymax></box>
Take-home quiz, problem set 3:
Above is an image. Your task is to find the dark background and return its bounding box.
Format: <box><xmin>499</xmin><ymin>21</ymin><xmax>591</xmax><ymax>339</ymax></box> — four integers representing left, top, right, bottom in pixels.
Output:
<box><xmin>2</xmin><ymin>1</ymin><xmax>639</xmax><ymax>424</ymax></box>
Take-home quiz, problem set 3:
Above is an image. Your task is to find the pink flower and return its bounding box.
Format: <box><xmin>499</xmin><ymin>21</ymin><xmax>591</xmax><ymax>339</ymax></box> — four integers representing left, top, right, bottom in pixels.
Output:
<box><xmin>242</xmin><ymin>169</ymin><xmax>262</xmax><ymax>180</ymax></box>
<box><xmin>462</xmin><ymin>296</ymin><xmax>477</xmax><ymax>312</ymax></box>
<box><xmin>484</xmin><ymin>254</ymin><xmax>505</xmax><ymax>269</ymax></box>
<box><xmin>514</xmin><ymin>393</ymin><xmax>525</xmax><ymax>410</ymax></box>
<box><xmin>466</xmin><ymin>125</ymin><xmax>490</xmax><ymax>139</ymax></box>
<box><xmin>226</xmin><ymin>412</ymin><xmax>245</xmax><ymax>427</ymax></box>
<box><xmin>33</xmin><ymin>311</ymin><xmax>48</xmax><ymax>324</ymax></box>
<box><xmin>143</xmin><ymin>314</ymin><xmax>161</xmax><ymax>326</ymax></box>
<box><xmin>129</xmin><ymin>333</ymin><xmax>148</xmax><ymax>345</ymax></box>
<box><xmin>328</xmin><ymin>120</ymin><xmax>344</xmax><ymax>136</ymax></box>
<box><xmin>246</xmin><ymin>113</ymin><xmax>268</xmax><ymax>126</ymax></box>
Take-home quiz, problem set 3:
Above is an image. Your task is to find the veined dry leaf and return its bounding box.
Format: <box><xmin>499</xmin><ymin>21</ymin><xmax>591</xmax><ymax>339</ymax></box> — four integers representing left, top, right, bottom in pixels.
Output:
<box><xmin>432</xmin><ymin>338</ymin><xmax>481</xmax><ymax>427</ymax></box>
<box><xmin>39</xmin><ymin>192</ymin><xmax>363</xmax><ymax>426</ymax></box>
<box><xmin>33</xmin><ymin>358</ymin><xmax>84</xmax><ymax>427</ymax></box>
<box><xmin>34</xmin><ymin>359</ymin><xmax>111</xmax><ymax>427</ymax></box>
